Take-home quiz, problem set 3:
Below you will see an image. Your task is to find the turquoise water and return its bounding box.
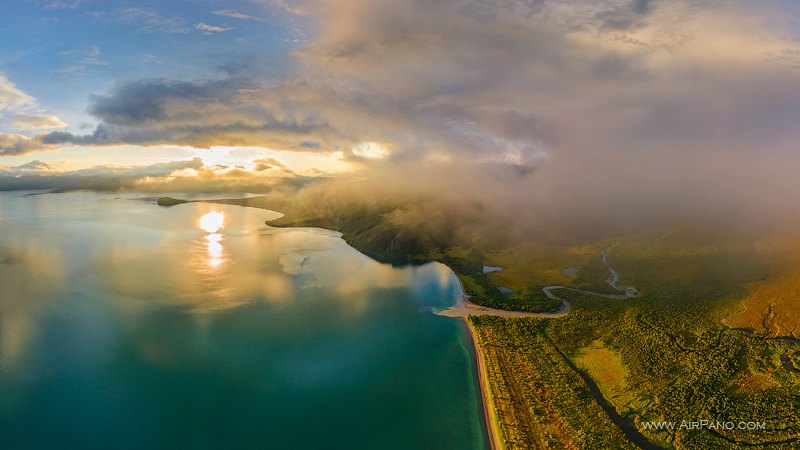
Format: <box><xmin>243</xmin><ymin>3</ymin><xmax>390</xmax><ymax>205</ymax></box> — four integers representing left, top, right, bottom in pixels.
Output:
<box><xmin>0</xmin><ymin>191</ymin><xmax>488</xmax><ymax>450</ymax></box>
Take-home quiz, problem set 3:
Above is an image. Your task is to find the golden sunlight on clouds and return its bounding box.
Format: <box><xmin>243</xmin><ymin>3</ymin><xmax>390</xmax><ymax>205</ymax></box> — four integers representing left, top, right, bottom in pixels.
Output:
<box><xmin>423</xmin><ymin>152</ymin><xmax>453</xmax><ymax>164</ymax></box>
<box><xmin>186</xmin><ymin>146</ymin><xmax>356</xmax><ymax>176</ymax></box>
<box><xmin>196</xmin><ymin>146</ymin><xmax>235</xmax><ymax>167</ymax></box>
<box><xmin>352</xmin><ymin>142</ymin><xmax>390</xmax><ymax>160</ymax></box>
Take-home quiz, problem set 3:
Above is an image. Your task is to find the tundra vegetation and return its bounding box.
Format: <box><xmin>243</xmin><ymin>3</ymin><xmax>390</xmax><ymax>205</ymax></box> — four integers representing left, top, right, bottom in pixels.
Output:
<box><xmin>471</xmin><ymin>234</ymin><xmax>800</xmax><ymax>449</ymax></box>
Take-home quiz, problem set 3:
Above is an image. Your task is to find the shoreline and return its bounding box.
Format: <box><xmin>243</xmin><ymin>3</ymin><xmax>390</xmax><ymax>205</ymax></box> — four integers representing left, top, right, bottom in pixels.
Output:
<box><xmin>436</xmin><ymin>292</ymin><xmax>571</xmax><ymax>318</ymax></box>
<box><xmin>438</xmin><ymin>253</ymin><xmax>641</xmax><ymax>450</ymax></box>
<box><xmin>444</xmin><ymin>271</ymin><xmax>506</xmax><ymax>450</ymax></box>
<box><xmin>157</xmin><ymin>198</ymin><xmax>639</xmax><ymax>449</ymax></box>
<box><xmin>434</xmin><ymin>270</ymin><xmax>572</xmax><ymax>320</ymax></box>
<box><xmin>162</xmin><ymin>197</ymin><xmax>507</xmax><ymax>448</ymax></box>
<box><xmin>464</xmin><ymin>316</ymin><xmax>503</xmax><ymax>450</ymax></box>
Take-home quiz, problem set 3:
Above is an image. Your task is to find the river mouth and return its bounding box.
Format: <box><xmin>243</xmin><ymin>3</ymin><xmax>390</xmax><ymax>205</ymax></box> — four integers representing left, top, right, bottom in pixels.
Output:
<box><xmin>0</xmin><ymin>191</ymin><xmax>489</xmax><ymax>450</ymax></box>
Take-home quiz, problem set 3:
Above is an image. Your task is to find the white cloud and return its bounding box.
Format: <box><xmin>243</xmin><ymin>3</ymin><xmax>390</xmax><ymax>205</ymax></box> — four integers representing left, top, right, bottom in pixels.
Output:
<box><xmin>0</xmin><ymin>74</ymin><xmax>36</xmax><ymax>110</ymax></box>
<box><xmin>213</xmin><ymin>10</ymin><xmax>267</xmax><ymax>23</ymax></box>
<box><xmin>9</xmin><ymin>113</ymin><xmax>67</xmax><ymax>130</ymax></box>
<box><xmin>116</xmin><ymin>7</ymin><xmax>190</xmax><ymax>34</ymax></box>
<box><xmin>195</xmin><ymin>23</ymin><xmax>232</xmax><ymax>33</ymax></box>
<box><xmin>41</xmin><ymin>0</ymin><xmax>87</xmax><ymax>10</ymax></box>
<box><xmin>0</xmin><ymin>73</ymin><xmax>67</xmax><ymax>145</ymax></box>
<box><xmin>55</xmin><ymin>45</ymin><xmax>109</xmax><ymax>75</ymax></box>
<box><xmin>255</xmin><ymin>0</ymin><xmax>318</xmax><ymax>16</ymax></box>
<box><xmin>352</xmin><ymin>142</ymin><xmax>390</xmax><ymax>159</ymax></box>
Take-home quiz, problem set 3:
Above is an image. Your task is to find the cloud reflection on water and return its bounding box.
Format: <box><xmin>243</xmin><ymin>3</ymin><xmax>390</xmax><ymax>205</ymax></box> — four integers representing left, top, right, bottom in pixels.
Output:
<box><xmin>0</xmin><ymin>243</ymin><xmax>65</xmax><ymax>368</ymax></box>
<box><xmin>97</xmin><ymin>203</ymin><xmax>455</xmax><ymax>316</ymax></box>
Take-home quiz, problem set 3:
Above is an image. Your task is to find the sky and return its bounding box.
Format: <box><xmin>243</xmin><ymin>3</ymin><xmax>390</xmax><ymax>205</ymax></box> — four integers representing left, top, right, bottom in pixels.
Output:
<box><xmin>2</xmin><ymin>0</ymin><xmax>800</xmax><ymax>228</ymax></box>
<box><xmin>0</xmin><ymin>0</ymin><xmax>343</xmax><ymax>179</ymax></box>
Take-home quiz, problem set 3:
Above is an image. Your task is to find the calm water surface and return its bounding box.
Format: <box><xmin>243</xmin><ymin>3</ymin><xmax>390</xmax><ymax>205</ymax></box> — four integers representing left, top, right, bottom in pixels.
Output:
<box><xmin>0</xmin><ymin>191</ymin><xmax>488</xmax><ymax>450</ymax></box>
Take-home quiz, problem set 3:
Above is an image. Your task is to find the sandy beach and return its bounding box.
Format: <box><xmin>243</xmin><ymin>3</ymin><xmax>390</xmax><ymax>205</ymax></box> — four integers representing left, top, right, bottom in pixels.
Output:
<box><xmin>435</xmin><ymin>288</ymin><xmax>571</xmax><ymax>319</ymax></box>
<box><xmin>438</xmin><ymin>250</ymin><xmax>641</xmax><ymax>450</ymax></box>
<box><xmin>465</xmin><ymin>317</ymin><xmax>504</xmax><ymax>450</ymax></box>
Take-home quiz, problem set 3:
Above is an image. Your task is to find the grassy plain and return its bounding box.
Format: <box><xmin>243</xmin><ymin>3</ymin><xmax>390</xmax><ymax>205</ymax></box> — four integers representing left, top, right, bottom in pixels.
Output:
<box><xmin>482</xmin><ymin>242</ymin><xmax>594</xmax><ymax>290</ymax></box>
<box><xmin>470</xmin><ymin>316</ymin><xmax>637</xmax><ymax>450</ymax></box>
<box><xmin>573</xmin><ymin>341</ymin><xmax>647</xmax><ymax>415</ymax></box>
<box><xmin>470</xmin><ymin>233</ymin><xmax>800</xmax><ymax>449</ymax></box>
<box><xmin>724</xmin><ymin>239</ymin><xmax>800</xmax><ymax>339</ymax></box>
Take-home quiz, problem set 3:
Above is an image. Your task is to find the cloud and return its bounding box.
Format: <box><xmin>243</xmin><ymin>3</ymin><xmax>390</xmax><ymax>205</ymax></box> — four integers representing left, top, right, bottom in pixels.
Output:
<box><xmin>37</xmin><ymin>78</ymin><xmax>338</xmax><ymax>150</ymax></box>
<box><xmin>0</xmin><ymin>157</ymin><xmax>204</xmax><ymax>190</ymax></box>
<box><xmin>21</xmin><ymin>1</ymin><xmax>800</xmax><ymax>169</ymax></box>
<box><xmin>195</xmin><ymin>23</ymin><xmax>232</xmax><ymax>33</ymax></box>
<box><xmin>0</xmin><ymin>134</ymin><xmax>53</xmax><ymax>156</ymax></box>
<box><xmin>595</xmin><ymin>0</ymin><xmax>654</xmax><ymax>30</ymax></box>
<box><xmin>0</xmin><ymin>157</ymin><xmax>315</xmax><ymax>193</ymax></box>
<box><xmin>55</xmin><ymin>45</ymin><xmax>109</xmax><ymax>75</ymax></box>
<box><xmin>8</xmin><ymin>113</ymin><xmax>67</xmax><ymax>130</ymax></box>
<box><xmin>255</xmin><ymin>0</ymin><xmax>319</xmax><ymax>16</ymax></box>
<box><xmin>8</xmin><ymin>0</ymin><xmax>800</xmax><ymax>231</ymax></box>
<box><xmin>0</xmin><ymin>74</ymin><xmax>36</xmax><ymax>110</ymax></box>
<box><xmin>40</xmin><ymin>0</ymin><xmax>87</xmax><ymax>10</ymax></box>
<box><xmin>351</xmin><ymin>142</ymin><xmax>389</xmax><ymax>160</ymax></box>
<box><xmin>0</xmin><ymin>73</ymin><xmax>67</xmax><ymax>146</ymax></box>
<box><xmin>115</xmin><ymin>7</ymin><xmax>190</xmax><ymax>34</ymax></box>
<box><xmin>13</xmin><ymin>160</ymin><xmax>53</xmax><ymax>171</ymax></box>
<box><xmin>253</xmin><ymin>0</ymin><xmax>800</xmax><ymax>232</ymax></box>
<box><xmin>253</xmin><ymin>157</ymin><xmax>287</xmax><ymax>171</ymax></box>
<box><xmin>213</xmin><ymin>9</ymin><xmax>268</xmax><ymax>22</ymax></box>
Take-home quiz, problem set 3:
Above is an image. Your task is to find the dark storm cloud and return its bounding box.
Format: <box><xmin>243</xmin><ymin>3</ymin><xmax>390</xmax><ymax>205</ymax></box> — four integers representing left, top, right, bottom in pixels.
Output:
<box><xmin>632</xmin><ymin>0</ymin><xmax>653</xmax><ymax>15</ymax></box>
<box><xmin>596</xmin><ymin>0</ymin><xmax>654</xmax><ymax>30</ymax></box>
<box><xmin>38</xmin><ymin>78</ymin><xmax>336</xmax><ymax>150</ymax></box>
<box><xmin>88</xmin><ymin>79</ymin><xmax>238</xmax><ymax>125</ymax></box>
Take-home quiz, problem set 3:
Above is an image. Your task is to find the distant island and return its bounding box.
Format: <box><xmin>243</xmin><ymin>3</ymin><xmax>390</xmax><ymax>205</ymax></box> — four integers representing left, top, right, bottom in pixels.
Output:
<box><xmin>156</xmin><ymin>197</ymin><xmax>189</xmax><ymax>207</ymax></box>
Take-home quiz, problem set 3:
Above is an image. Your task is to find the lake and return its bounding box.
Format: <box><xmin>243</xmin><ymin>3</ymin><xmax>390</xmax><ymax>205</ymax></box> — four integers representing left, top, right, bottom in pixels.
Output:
<box><xmin>0</xmin><ymin>191</ymin><xmax>488</xmax><ymax>449</ymax></box>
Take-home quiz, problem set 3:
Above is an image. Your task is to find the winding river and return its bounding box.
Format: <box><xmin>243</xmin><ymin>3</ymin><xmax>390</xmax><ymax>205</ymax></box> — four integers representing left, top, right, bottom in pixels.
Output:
<box><xmin>438</xmin><ymin>245</ymin><xmax>639</xmax><ymax>319</ymax></box>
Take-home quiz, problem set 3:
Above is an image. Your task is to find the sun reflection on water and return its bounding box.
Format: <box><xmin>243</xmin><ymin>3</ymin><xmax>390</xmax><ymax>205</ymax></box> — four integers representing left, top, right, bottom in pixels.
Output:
<box><xmin>206</xmin><ymin>234</ymin><xmax>223</xmax><ymax>267</ymax></box>
<box><xmin>200</xmin><ymin>211</ymin><xmax>224</xmax><ymax>233</ymax></box>
<box><xmin>199</xmin><ymin>211</ymin><xmax>226</xmax><ymax>268</ymax></box>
